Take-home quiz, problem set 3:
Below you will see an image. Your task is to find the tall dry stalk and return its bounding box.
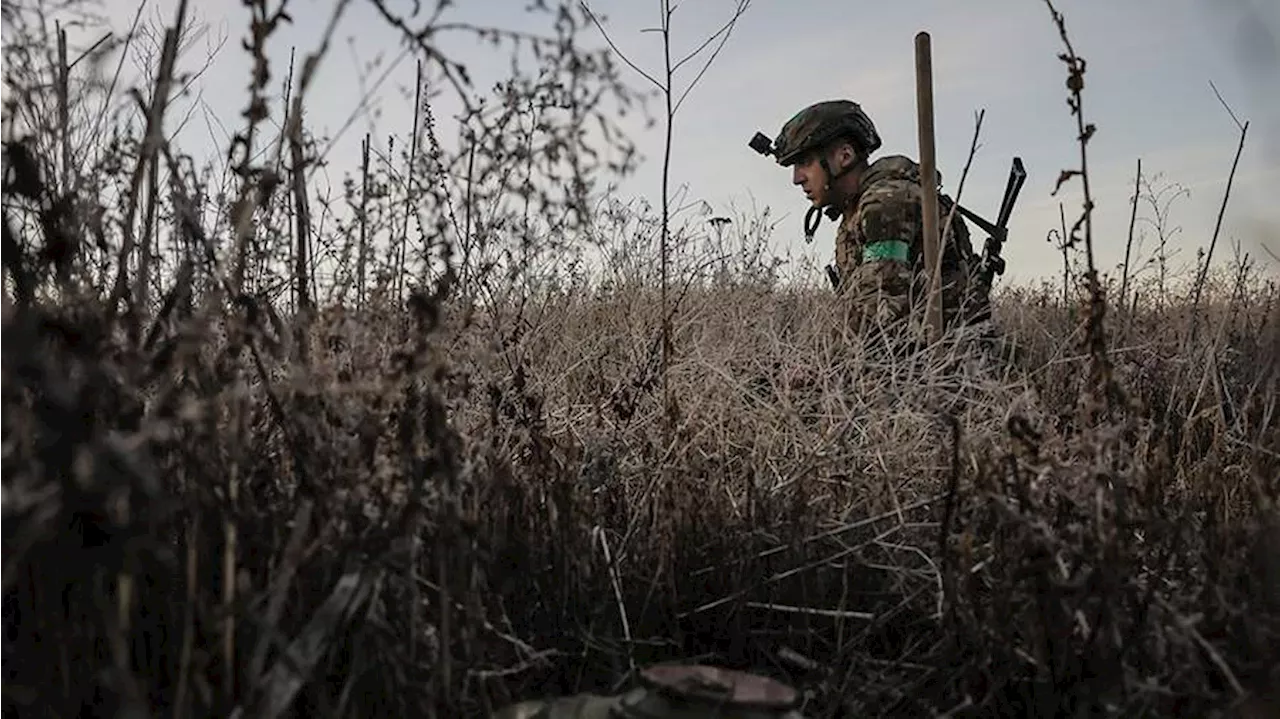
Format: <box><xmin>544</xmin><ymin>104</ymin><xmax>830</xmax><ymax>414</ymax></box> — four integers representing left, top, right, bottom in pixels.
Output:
<box><xmin>1043</xmin><ymin>0</ymin><xmax>1122</xmax><ymax>423</ymax></box>
<box><xmin>359</xmin><ymin>132</ymin><xmax>371</xmax><ymax>308</ymax></box>
<box><xmin>1189</xmin><ymin>82</ymin><xmax>1249</xmax><ymax>345</ymax></box>
<box><xmin>581</xmin><ymin>0</ymin><xmax>752</xmax><ymax>434</ymax></box>
<box><xmin>1119</xmin><ymin>157</ymin><xmax>1141</xmax><ymax>317</ymax></box>
<box><xmin>401</xmin><ymin>58</ymin><xmax>424</xmax><ymax>302</ymax></box>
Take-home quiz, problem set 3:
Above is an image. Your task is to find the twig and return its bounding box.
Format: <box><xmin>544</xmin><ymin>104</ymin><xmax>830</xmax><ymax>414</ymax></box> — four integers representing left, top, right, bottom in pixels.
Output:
<box><xmin>1153</xmin><ymin>595</ymin><xmax>1245</xmax><ymax>698</ymax></box>
<box><xmin>109</xmin><ymin>0</ymin><xmax>188</xmax><ymax>323</ymax></box>
<box><xmin>241</xmin><ymin>568</ymin><xmax>382</xmax><ymax>719</ymax></box>
<box><xmin>1120</xmin><ymin>157</ymin><xmax>1141</xmax><ymax>317</ymax></box>
<box><xmin>936</xmin><ymin>414</ymin><xmax>962</xmax><ymax>616</ymax></box>
<box><xmin>671</xmin><ymin>0</ymin><xmax>751</xmax><ymax>114</ymax></box>
<box><xmin>1058</xmin><ymin>202</ymin><xmax>1071</xmax><ymax>305</ymax></box>
<box><xmin>593</xmin><ymin>526</ymin><xmax>636</xmax><ymax>673</ymax></box>
<box><xmin>691</xmin><ymin>494</ymin><xmax>944</xmax><ymax>577</ymax></box>
<box><xmin>744</xmin><ymin>602</ymin><xmax>874</xmax><ymax>621</ymax></box>
<box><xmin>248</xmin><ymin>499</ymin><xmax>315</xmax><ymax>682</ymax></box>
<box><xmin>777</xmin><ymin>646</ymin><xmax>823</xmax><ymax>672</ymax></box>
<box><xmin>1190</xmin><ymin>85</ymin><xmax>1249</xmax><ymax>343</ymax></box>
<box><xmin>398</xmin><ymin>57</ymin><xmax>424</xmax><ymax>303</ymax></box>
<box><xmin>173</xmin><ymin>512</ymin><xmax>200</xmax><ymax>719</ymax></box>
<box><xmin>940</xmin><ymin>108</ymin><xmax>984</xmax><ymax>269</ymax></box>
<box><xmin>464</xmin><ymin>650</ymin><xmax>562</xmax><ymax>681</ymax></box>
<box><xmin>682</xmin><ymin>524</ymin><xmax>904</xmax><ymax>617</ymax></box>
<box><xmin>357</xmin><ymin>133</ymin><xmax>370</xmax><ymax>308</ymax></box>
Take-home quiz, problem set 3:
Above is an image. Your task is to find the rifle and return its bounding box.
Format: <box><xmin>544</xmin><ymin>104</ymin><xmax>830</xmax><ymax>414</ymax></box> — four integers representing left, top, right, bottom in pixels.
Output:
<box><xmin>954</xmin><ymin>157</ymin><xmax>1026</xmax><ymax>322</ymax></box>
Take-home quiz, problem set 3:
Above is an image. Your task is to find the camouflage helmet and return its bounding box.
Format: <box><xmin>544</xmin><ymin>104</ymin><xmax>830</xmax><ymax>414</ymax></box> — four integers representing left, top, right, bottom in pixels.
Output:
<box><xmin>771</xmin><ymin>100</ymin><xmax>882</xmax><ymax>167</ymax></box>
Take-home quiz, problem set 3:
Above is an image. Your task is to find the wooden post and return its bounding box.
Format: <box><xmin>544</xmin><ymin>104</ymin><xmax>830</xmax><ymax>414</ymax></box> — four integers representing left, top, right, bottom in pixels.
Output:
<box><xmin>914</xmin><ymin>31</ymin><xmax>944</xmax><ymax>344</ymax></box>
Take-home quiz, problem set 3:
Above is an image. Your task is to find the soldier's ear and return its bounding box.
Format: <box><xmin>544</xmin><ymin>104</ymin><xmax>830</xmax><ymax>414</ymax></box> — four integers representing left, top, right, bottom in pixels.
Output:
<box><xmin>835</xmin><ymin>141</ymin><xmax>859</xmax><ymax>169</ymax></box>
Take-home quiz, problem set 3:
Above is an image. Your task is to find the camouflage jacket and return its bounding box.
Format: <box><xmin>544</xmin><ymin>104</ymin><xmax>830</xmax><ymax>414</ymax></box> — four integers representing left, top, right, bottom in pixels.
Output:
<box><xmin>833</xmin><ymin>154</ymin><xmax>977</xmax><ymax>334</ymax></box>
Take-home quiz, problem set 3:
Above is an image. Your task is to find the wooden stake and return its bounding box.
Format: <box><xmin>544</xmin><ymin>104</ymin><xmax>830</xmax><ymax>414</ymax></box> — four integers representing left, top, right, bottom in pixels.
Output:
<box><xmin>915</xmin><ymin>31</ymin><xmax>943</xmax><ymax>344</ymax></box>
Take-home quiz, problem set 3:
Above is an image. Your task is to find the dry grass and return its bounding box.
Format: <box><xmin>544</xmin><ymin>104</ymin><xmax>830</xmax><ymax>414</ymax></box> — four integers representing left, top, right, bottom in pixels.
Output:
<box><xmin>3</xmin><ymin>1</ymin><xmax>1279</xmax><ymax>718</ymax></box>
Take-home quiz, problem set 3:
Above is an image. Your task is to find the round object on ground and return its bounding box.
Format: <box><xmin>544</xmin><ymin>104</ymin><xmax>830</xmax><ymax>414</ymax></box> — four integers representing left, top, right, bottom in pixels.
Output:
<box><xmin>637</xmin><ymin>665</ymin><xmax>800</xmax><ymax>712</ymax></box>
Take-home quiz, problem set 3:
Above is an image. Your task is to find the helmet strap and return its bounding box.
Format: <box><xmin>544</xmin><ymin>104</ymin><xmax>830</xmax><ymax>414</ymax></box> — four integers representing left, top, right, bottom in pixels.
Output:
<box><xmin>803</xmin><ymin>205</ymin><xmax>822</xmax><ymax>243</ymax></box>
<box><xmin>803</xmin><ymin>145</ymin><xmax>861</xmax><ymax>243</ymax></box>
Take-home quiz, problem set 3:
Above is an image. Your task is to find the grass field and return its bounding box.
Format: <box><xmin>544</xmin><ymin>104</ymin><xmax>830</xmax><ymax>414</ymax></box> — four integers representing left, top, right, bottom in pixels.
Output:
<box><xmin>3</xmin><ymin>1</ymin><xmax>1278</xmax><ymax>717</ymax></box>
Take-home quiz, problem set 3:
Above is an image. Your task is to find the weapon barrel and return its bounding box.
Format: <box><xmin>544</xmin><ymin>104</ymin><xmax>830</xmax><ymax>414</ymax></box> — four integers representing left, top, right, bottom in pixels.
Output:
<box><xmin>996</xmin><ymin>157</ymin><xmax>1027</xmax><ymax>230</ymax></box>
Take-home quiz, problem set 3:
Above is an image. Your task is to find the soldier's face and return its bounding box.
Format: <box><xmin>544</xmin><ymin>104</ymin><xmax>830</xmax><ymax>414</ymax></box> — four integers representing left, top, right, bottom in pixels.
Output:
<box><xmin>792</xmin><ymin>143</ymin><xmax>862</xmax><ymax>208</ymax></box>
<box><xmin>791</xmin><ymin>153</ymin><xmax>829</xmax><ymax>207</ymax></box>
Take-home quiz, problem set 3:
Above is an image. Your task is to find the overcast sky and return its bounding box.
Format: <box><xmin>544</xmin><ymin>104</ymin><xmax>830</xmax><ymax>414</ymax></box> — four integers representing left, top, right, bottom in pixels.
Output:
<box><xmin>60</xmin><ymin>0</ymin><xmax>1280</xmax><ymax>287</ymax></box>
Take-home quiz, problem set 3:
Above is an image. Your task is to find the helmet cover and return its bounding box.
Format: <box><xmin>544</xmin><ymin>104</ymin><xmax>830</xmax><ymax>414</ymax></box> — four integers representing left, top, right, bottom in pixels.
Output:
<box><xmin>772</xmin><ymin>100</ymin><xmax>882</xmax><ymax>167</ymax></box>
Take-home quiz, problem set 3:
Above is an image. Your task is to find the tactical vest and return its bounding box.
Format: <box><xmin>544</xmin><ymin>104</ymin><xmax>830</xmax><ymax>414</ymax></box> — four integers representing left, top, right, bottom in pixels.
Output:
<box><xmin>836</xmin><ymin>156</ymin><xmax>975</xmax><ymax>272</ymax></box>
<box><xmin>834</xmin><ymin>155</ymin><xmax>980</xmax><ymax>327</ymax></box>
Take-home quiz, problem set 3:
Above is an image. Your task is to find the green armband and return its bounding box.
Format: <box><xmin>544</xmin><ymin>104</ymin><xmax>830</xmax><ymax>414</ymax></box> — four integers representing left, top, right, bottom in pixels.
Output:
<box><xmin>862</xmin><ymin>239</ymin><xmax>910</xmax><ymax>263</ymax></box>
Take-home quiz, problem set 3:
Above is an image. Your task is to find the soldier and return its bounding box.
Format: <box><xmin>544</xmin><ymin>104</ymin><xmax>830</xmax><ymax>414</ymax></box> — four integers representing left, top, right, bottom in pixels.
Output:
<box><xmin>752</xmin><ymin>100</ymin><xmax>983</xmax><ymax>348</ymax></box>
<box><xmin>491</xmin><ymin>663</ymin><xmax>810</xmax><ymax>719</ymax></box>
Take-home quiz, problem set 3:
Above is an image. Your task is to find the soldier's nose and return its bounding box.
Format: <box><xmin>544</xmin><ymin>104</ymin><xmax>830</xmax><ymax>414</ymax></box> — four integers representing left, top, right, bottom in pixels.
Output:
<box><xmin>791</xmin><ymin>165</ymin><xmax>805</xmax><ymax>186</ymax></box>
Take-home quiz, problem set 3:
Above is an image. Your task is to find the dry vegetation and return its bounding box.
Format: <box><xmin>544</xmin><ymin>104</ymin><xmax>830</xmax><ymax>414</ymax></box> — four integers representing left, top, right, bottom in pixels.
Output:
<box><xmin>3</xmin><ymin>1</ymin><xmax>1279</xmax><ymax>718</ymax></box>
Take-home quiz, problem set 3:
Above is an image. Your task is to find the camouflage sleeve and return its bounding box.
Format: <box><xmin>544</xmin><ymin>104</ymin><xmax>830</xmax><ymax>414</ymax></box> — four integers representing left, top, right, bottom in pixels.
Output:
<box><xmin>857</xmin><ymin>177</ymin><xmax>923</xmax><ymax>264</ymax></box>
<box><xmin>845</xmin><ymin>179</ymin><xmax>923</xmax><ymax>330</ymax></box>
